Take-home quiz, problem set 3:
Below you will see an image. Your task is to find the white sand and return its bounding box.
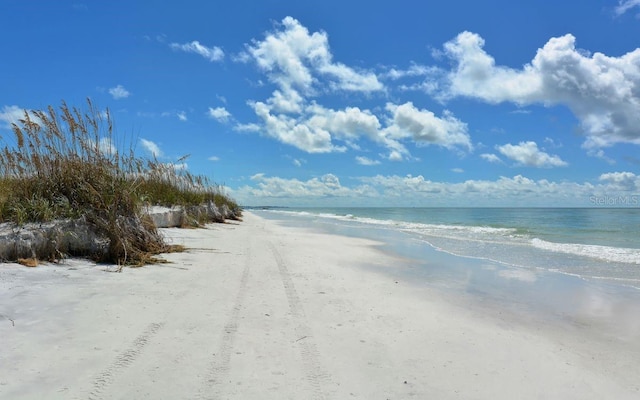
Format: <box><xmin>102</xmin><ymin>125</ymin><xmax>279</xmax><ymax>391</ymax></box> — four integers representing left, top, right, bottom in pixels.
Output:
<box><xmin>1</xmin><ymin>212</ymin><xmax>638</xmax><ymax>399</ymax></box>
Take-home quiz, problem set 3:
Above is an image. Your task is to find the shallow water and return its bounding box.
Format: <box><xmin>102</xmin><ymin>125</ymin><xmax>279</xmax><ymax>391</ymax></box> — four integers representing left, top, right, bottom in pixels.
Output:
<box><xmin>254</xmin><ymin>207</ymin><xmax>640</xmax><ymax>288</ymax></box>
<box><xmin>253</xmin><ymin>208</ymin><xmax>640</xmax><ymax>343</ymax></box>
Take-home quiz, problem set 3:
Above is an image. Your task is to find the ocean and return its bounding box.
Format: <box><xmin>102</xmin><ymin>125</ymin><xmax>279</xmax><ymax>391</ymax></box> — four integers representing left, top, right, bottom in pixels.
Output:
<box><xmin>252</xmin><ymin>207</ymin><xmax>640</xmax><ymax>290</ymax></box>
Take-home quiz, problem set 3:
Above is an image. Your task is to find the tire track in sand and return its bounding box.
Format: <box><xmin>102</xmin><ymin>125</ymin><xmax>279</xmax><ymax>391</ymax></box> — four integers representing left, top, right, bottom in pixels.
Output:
<box><xmin>197</xmin><ymin>240</ymin><xmax>253</xmax><ymax>399</ymax></box>
<box><xmin>88</xmin><ymin>322</ymin><xmax>164</xmax><ymax>400</ymax></box>
<box><xmin>267</xmin><ymin>241</ymin><xmax>330</xmax><ymax>400</ymax></box>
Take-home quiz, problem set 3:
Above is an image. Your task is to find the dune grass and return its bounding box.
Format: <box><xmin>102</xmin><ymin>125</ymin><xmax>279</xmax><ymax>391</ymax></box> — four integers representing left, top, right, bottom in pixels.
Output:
<box><xmin>0</xmin><ymin>99</ymin><xmax>240</xmax><ymax>265</ymax></box>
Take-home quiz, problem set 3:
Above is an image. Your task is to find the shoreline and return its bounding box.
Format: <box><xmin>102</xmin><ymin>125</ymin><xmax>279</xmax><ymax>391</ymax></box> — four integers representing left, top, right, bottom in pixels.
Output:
<box><xmin>256</xmin><ymin>209</ymin><xmax>640</xmax><ymax>331</ymax></box>
<box><xmin>1</xmin><ymin>212</ymin><xmax>639</xmax><ymax>399</ymax></box>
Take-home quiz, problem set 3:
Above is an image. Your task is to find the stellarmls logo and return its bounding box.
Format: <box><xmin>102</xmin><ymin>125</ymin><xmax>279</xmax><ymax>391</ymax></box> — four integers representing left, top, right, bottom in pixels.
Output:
<box><xmin>589</xmin><ymin>195</ymin><xmax>639</xmax><ymax>206</ymax></box>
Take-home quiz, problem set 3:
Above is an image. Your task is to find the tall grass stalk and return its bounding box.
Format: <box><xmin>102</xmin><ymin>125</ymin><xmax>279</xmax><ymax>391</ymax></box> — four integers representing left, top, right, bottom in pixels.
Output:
<box><xmin>0</xmin><ymin>99</ymin><xmax>240</xmax><ymax>265</ymax></box>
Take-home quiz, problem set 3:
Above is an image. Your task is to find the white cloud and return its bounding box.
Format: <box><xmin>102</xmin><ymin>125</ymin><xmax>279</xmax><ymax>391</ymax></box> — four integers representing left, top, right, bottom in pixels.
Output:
<box><xmin>137</xmin><ymin>110</ymin><xmax>187</xmax><ymax>121</ymax></box>
<box><xmin>480</xmin><ymin>153</ymin><xmax>502</xmax><ymax>163</ymax></box>
<box><xmin>249</xmin><ymin>99</ymin><xmax>472</xmax><ymax>159</ymax></box>
<box><xmin>355</xmin><ymin>156</ymin><xmax>381</xmax><ymax>166</ymax></box>
<box><xmin>599</xmin><ymin>171</ymin><xmax>639</xmax><ymax>190</ymax></box>
<box><xmin>615</xmin><ymin>0</ymin><xmax>640</xmax><ymax>15</ymax></box>
<box><xmin>233</xmin><ymin>171</ymin><xmax>640</xmax><ymax>207</ymax></box>
<box><xmin>497</xmin><ymin>141</ymin><xmax>567</xmax><ymax>167</ymax></box>
<box><xmin>241</xmin><ymin>18</ymin><xmax>472</xmax><ymax>161</ymax></box>
<box><xmin>108</xmin><ymin>84</ymin><xmax>131</xmax><ymax>100</ymax></box>
<box><xmin>437</xmin><ymin>31</ymin><xmax>640</xmax><ymax>149</ymax></box>
<box><xmin>388</xmin><ymin>150</ymin><xmax>404</xmax><ymax>162</ymax></box>
<box><xmin>170</xmin><ymin>40</ymin><xmax>224</xmax><ymax>62</ymax></box>
<box><xmin>97</xmin><ymin>137</ymin><xmax>117</xmax><ymax>155</ymax></box>
<box><xmin>207</xmin><ymin>107</ymin><xmax>232</xmax><ymax>123</ymax></box>
<box><xmin>208</xmin><ymin>156</ymin><xmax>220</xmax><ymax>161</ymax></box>
<box><xmin>441</xmin><ymin>32</ymin><xmax>541</xmax><ymax>104</ymax></box>
<box><xmin>384</xmin><ymin>64</ymin><xmax>433</xmax><ymax>80</ymax></box>
<box><xmin>357</xmin><ymin>174</ymin><xmax>590</xmax><ymax>205</ymax></box>
<box><xmin>286</xmin><ymin>156</ymin><xmax>306</xmax><ymax>167</ymax></box>
<box><xmin>543</xmin><ymin>137</ymin><xmax>562</xmax><ymax>148</ymax></box>
<box><xmin>308</xmin><ymin>105</ymin><xmax>382</xmax><ymax>142</ymax></box>
<box><xmin>140</xmin><ymin>138</ymin><xmax>163</xmax><ymax>157</ymax></box>
<box><xmin>250</xmin><ymin>100</ymin><xmax>338</xmax><ymax>153</ymax></box>
<box><xmin>242</xmin><ymin>173</ymin><xmax>374</xmax><ymax>199</ymax></box>
<box><xmin>588</xmin><ymin>149</ymin><xmax>616</xmax><ymax>164</ymax></box>
<box><xmin>267</xmin><ymin>88</ymin><xmax>305</xmax><ymax>113</ymax></box>
<box><xmin>0</xmin><ymin>105</ymin><xmax>26</xmax><ymax>128</ymax></box>
<box><xmin>0</xmin><ymin>105</ymin><xmax>46</xmax><ymax>132</ymax></box>
<box><xmin>246</xmin><ymin>16</ymin><xmax>383</xmax><ymax>94</ymax></box>
<box><xmin>452</xmin><ymin>168</ymin><xmax>464</xmax><ymax>173</ymax></box>
<box><xmin>248</xmin><ymin>94</ymin><xmax>475</xmax><ymax>159</ymax></box>
<box><xmin>384</xmin><ymin>102</ymin><xmax>472</xmax><ymax>151</ymax></box>
<box><xmin>234</xmin><ymin>122</ymin><xmax>261</xmax><ymax>132</ymax></box>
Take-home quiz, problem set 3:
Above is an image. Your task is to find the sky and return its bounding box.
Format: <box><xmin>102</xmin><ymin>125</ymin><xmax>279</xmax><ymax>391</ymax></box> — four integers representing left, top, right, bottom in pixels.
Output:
<box><xmin>1</xmin><ymin>0</ymin><xmax>640</xmax><ymax>207</ymax></box>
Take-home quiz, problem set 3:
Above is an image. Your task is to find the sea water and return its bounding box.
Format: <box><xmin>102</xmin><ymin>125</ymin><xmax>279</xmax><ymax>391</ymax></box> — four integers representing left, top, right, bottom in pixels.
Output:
<box><xmin>251</xmin><ymin>207</ymin><xmax>640</xmax><ymax>343</ymax></box>
<box><xmin>253</xmin><ymin>207</ymin><xmax>640</xmax><ymax>289</ymax></box>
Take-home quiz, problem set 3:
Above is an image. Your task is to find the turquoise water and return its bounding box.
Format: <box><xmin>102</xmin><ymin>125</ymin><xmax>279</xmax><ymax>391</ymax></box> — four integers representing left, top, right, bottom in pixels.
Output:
<box><xmin>253</xmin><ymin>207</ymin><xmax>640</xmax><ymax>288</ymax></box>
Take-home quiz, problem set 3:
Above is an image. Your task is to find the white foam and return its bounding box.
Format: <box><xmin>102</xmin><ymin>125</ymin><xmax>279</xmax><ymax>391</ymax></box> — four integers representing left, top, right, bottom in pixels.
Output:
<box><xmin>531</xmin><ymin>238</ymin><xmax>640</xmax><ymax>265</ymax></box>
<box><xmin>261</xmin><ymin>209</ymin><xmax>640</xmax><ymax>270</ymax></box>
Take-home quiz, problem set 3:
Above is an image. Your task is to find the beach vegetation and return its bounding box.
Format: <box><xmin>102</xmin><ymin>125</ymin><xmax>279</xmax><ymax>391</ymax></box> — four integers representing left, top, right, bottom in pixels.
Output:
<box><xmin>0</xmin><ymin>99</ymin><xmax>241</xmax><ymax>265</ymax></box>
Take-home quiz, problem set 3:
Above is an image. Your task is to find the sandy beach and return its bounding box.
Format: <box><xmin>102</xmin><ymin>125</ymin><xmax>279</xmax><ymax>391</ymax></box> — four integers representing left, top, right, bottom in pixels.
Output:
<box><xmin>1</xmin><ymin>211</ymin><xmax>639</xmax><ymax>399</ymax></box>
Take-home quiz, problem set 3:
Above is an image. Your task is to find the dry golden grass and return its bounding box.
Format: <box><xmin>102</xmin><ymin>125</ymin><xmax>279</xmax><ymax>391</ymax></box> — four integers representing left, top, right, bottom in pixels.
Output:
<box><xmin>0</xmin><ymin>99</ymin><xmax>241</xmax><ymax>265</ymax></box>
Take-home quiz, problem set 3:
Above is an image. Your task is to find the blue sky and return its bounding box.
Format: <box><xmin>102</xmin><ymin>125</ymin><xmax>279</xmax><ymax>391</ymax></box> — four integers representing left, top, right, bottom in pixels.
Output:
<box><xmin>1</xmin><ymin>0</ymin><xmax>640</xmax><ymax>207</ymax></box>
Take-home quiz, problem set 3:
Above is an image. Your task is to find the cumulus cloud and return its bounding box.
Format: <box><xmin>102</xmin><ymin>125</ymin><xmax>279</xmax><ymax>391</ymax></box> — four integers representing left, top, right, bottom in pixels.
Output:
<box><xmin>244</xmin><ymin>173</ymin><xmax>374</xmax><ymax>199</ymax></box>
<box><xmin>437</xmin><ymin>31</ymin><xmax>640</xmax><ymax>149</ymax></box>
<box><xmin>233</xmin><ymin>171</ymin><xmax>640</xmax><ymax>207</ymax></box>
<box><xmin>384</xmin><ymin>102</ymin><xmax>471</xmax><ymax>151</ymax></box>
<box><xmin>238</xmin><ymin>18</ymin><xmax>481</xmax><ymax>161</ymax></box>
<box><xmin>249</xmin><ymin>99</ymin><xmax>471</xmax><ymax>159</ymax></box>
<box><xmin>497</xmin><ymin>141</ymin><xmax>567</xmax><ymax>167</ymax></box>
<box><xmin>357</xmin><ymin>174</ymin><xmax>591</xmax><ymax>205</ymax></box>
<box><xmin>207</xmin><ymin>107</ymin><xmax>232</xmax><ymax>123</ymax></box>
<box><xmin>108</xmin><ymin>84</ymin><xmax>131</xmax><ymax>99</ymax></box>
<box><xmin>140</xmin><ymin>138</ymin><xmax>163</xmax><ymax>157</ymax></box>
<box><xmin>308</xmin><ymin>105</ymin><xmax>381</xmax><ymax>143</ymax></box>
<box><xmin>239</xmin><ymin>17</ymin><xmax>475</xmax><ymax>160</ymax></box>
<box><xmin>599</xmin><ymin>171</ymin><xmax>639</xmax><ymax>190</ymax></box>
<box><xmin>249</xmin><ymin>101</ymin><xmax>337</xmax><ymax>153</ymax></box>
<box><xmin>170</xmin><ymin>40</ymin><xmax>224</xmax><ymax>62</ymax></box>
<box><xmin>246</xmin><ymin>17</ymin><xmax>383</xmax><ymax>94</ymax></box>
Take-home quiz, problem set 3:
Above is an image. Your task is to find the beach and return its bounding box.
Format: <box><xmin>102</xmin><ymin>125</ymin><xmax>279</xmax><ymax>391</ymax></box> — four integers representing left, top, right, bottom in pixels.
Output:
<box><xmin>1</xmin><ymin>211</ymin><xmax>639</xmax><ymax>399</ymax></box>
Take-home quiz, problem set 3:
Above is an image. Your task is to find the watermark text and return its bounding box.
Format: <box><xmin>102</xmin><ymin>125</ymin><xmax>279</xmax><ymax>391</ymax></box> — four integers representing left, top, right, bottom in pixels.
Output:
<box><xmin>589</xmin><ymin>195</ymin><xmax>639</xmax><ymax>206</ymax></box>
